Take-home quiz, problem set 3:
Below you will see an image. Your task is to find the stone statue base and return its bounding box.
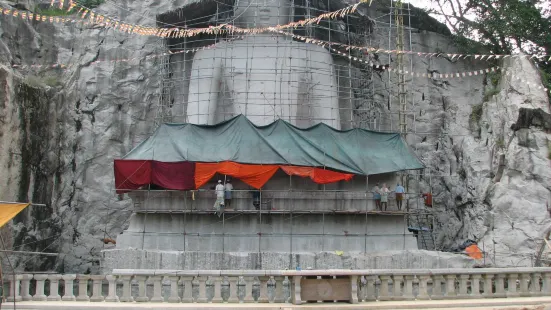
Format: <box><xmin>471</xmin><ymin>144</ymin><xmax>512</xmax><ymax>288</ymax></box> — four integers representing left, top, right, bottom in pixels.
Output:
<box><xmin>101</xmin><ymin>249</ymin><xmax>475</xmax><ymax>272</ymax></box>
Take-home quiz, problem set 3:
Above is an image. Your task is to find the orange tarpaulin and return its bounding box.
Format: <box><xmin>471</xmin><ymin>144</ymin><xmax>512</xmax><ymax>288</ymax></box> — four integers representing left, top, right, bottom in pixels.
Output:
<box><xmin>465</xmin><ymin>244</ymin><xmax>483</xmax><ymax>260</ymax></box>
<box><xmin>195</xmin><ymin>162</ymin><xmax>355</xmax><ymax>189</ymax></box>
<box><xmin>280</xmin><ymin>166</ymin><xmax>354</xmax><ymax>184</ymax></box>
<box><xmin>195</xmin><ymin>162</ymin><xmax>280</xmax><ymax>189</ymax></box>
<box><xmin>0</xmin><ymin>203</ymin><xmax>29</xmax><ymax>227</ymax></box>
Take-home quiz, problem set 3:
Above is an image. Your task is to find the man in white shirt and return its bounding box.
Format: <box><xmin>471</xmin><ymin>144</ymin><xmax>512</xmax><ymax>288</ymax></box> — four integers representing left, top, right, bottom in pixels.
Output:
<box><xmin>395</xmin><ymin>183</ymin><xmax>405</xmax><ymax>210</ymax></box>
<box><xmin>214</xmin><ymin>180</ymin><xmax>225</xmax><ymax>217</ymax></box>
<box><xmin>224</xmin><ymin>179</ymin><xmax>233</xmax><ymax>209</ymax></box>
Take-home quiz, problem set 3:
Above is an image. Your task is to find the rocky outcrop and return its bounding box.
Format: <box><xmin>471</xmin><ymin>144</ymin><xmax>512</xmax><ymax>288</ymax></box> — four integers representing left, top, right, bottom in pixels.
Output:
<box><xmin>0</xmin><ymin>0</ymin><xmax>549</xmax><ymax>273</ymax></box>
<box><xmin>511</xmin><ymin>108</ymin><xmax>551</xmax><ymax>132</ymax></box>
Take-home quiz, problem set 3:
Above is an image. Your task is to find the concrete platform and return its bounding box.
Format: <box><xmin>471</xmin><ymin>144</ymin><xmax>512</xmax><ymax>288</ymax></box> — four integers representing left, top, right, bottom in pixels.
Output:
<box><xmin>3</xmin><ymin>297</ymin><xmax>551</xmax><ymax>309</ymax></box>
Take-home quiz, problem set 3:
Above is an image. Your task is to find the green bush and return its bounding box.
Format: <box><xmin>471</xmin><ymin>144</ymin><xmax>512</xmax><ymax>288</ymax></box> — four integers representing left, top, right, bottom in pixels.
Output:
<box><xmin>487</xmin><ymin>71</ymin><xmax>501</xmax><ymax>87</ymax></box>
<box><xmin>483</xmin><ymin>88</ymin><xmax>500</xmax><ymax>102</ymax></box>
<box><xmin>470</xmin><ymin>103</ymin><xmax>483</xmax><ymax>125</ymax></box>
<box><xmin>35</xmin><ymin>7</ymin><xmax>74</xmax><ymax>16</ymax></box>
<box><xmin>43</xmin><ymin>75</ymin><xmax>61</xmax><ymax>87</ymax></box>
<box><xmin>24</xmin><ymin>75</ymin><xmax>43</xmax><ymax>88</ymax></box>
<box><xmin>35</xmin><ymin>0</ymin><xmax>104</xmax><ymax>15</ymax></box>
<box><xmin>79</xmin><ymin>0</ymin><xmax>105</xmax><ymax>8</ymax></box>
<box><xmin>24</xmin><ymin>75</ymin><xmax>61</xmax><ymax>88</ymax></box>
<box><xmin>496</xmin><ymin>136</ymin><xmax>505</xmax><ymax>149</ymax></box>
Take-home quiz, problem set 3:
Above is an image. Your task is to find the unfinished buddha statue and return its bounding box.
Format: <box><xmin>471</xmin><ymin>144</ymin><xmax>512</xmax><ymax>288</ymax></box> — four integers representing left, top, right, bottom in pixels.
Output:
<box><xmin>186</xmin><ymin>0</ymin><xmax>341</xmax><ymax>129</ymax></box>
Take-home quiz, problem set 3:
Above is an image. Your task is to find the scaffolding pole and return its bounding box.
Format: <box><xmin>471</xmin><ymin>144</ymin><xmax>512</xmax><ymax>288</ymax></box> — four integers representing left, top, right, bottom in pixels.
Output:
<box><xmin>395</xmin><ymin>0</ymin><xmax>407</xmax><ymax>135</ymax></box>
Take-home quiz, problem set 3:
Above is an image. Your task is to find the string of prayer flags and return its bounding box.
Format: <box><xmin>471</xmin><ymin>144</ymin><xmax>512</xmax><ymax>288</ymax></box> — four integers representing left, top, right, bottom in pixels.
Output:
<box><xmin>2</xmin><ymin>5</ymin><xmax>549</xmax><ymax>62</ymax></box>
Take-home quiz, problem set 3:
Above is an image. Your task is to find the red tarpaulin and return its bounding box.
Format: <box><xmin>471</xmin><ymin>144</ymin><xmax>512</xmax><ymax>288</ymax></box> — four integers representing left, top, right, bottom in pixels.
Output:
<box><xmin>114</xmin><ymin>160</ymin><xmax>195</xmax><ymax>194</ymax></box>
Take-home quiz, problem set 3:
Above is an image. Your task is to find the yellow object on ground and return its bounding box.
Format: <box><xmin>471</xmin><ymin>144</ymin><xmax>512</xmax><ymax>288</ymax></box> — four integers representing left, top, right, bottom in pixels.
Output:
<box><xmin>0</xmin><ymin>203</ymin><xmax>29</xmax><ymax>227</ymax></box>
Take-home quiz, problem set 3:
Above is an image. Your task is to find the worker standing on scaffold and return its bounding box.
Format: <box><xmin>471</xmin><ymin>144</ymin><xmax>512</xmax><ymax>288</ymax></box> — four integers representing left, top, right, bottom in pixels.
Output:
<box><xmin>395</xmin><ymin>183</ymin><xmax>405</xmax><ymax>210</ymax></box>
<box><xmin>372</xmin><ymin>183</ymin><xmax>381</xmax><ymax>210</ymax></box>
<box><xmin>214</xmin><ymin>180</ymin><xmax>225</xmax><ymax>217</ymax></box>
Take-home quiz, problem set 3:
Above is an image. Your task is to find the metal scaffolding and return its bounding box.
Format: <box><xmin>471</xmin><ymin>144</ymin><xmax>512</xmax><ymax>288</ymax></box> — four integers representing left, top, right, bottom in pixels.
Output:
<box><xmin>147</xmin><ymin>0</ymin><xmax>436</xmax><ymax>252</ymax></box>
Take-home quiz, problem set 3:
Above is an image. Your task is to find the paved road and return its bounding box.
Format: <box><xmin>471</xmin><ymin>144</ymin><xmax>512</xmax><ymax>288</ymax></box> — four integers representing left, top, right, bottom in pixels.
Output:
<box><xmin>2</xmin><ymin>297</ymin><xmax>551</xmax><ymax>309</ymax></box>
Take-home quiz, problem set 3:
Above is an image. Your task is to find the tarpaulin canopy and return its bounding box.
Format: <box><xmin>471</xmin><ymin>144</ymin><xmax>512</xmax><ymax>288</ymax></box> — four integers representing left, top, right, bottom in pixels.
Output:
<box><xmin>0</xmin><ymin>203</ymin><xmax>29</xmax><ymax>227</ymax></box>
<box><xmin>122</xmin><ymin>115</ymin><xmax>424</xmax><ymax>175</ymax></box>
<box><xmin>115</xmin><ymin>115</ymin><xmax>423</xmax><ymax>192</ymax></box>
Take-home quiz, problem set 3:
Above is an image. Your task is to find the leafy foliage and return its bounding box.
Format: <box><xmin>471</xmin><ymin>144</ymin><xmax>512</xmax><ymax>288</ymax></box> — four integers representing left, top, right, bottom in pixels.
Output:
<box><xmin>35</xmin><ymin>7</ymin><xmax>74</xmax><ymax>16</ymax></box>
<box><xmin>470</xmin><ymin>103</ymin><xmax>483</xmax><ymax>125</ymax></box>
<box><xmin>430</xmin><ymin>0</ymin><xmax>551</xmax><ymax>55</ymax></box>
<box><xmin>429</xmin><ymin>0</ymin><xmax>551</xmax><ymax>99</ymax></box>
<box><xmin>483</xmin><ymin>88</ymin><xmax>500</xmax><ymax>102</ymax></box>
<box><xmin>79</xmin><ymin>0</ymin><xmax>105</xmax><ymax>8</ymax></box>
<box><xmin>35</xmin><ymin>0</ymin><xmax>104</xmax><ymax>16</ymax></box>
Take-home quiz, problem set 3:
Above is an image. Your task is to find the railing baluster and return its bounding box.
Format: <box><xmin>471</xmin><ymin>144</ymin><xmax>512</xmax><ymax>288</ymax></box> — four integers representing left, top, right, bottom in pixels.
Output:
<box><xmin>542</xmin><ymin>272</ymin><xmax>551</xmax><ymax>295</ymax></box>
<box><xmin>403</xmin><ymin>275</ymin><xmax>414</xmax><ymax>300</ymax></box>
<box><xmin>470</xmin><ymin>274</ymin><xmax>482</xmax><ymax>298</ymax></box>
<box><xmin>392</xmin><ymin>275</ymin><xmax>403</xmax><ymax>300</ymax></box>
<box><xmin>444</xmin><ymin>275</ymin><xmax>457</xmax><ymax>298</ymax></box>
<box><xmin>90</xmin><ymin>275</ymin><xmax>105</xmax><ymax>302</ymax></box>
<box><xmin>211</xmin><ymin>276</ymin><xmax>223</xmax><ymax>303</ymax></box>
<box><xmin>482</xmin><ymin>274</ymin><xmax>494</xmax><ymax>298</ymax></box>
<box><xmin>291</xmin><ymin>275</ymin><xmax>302</xmax><ymax>305</ymax></box>
<box><xmin>119</xmin><ymin>275</ymin><xmax>134</xmax><ymax>302</ymax></box>
<box><xmin>47</xmin><ymin>274</ymin><xmax>62</xmax><ymax>301</ymax></box>
<box><xmin>274</xmin><ymin>276</ymin><xmax>285</xmax><ymax>303</ymax></box>
<box><xmin>506</xmin><ymin>273</ymin><xmax>520</xmax><ymax>298</ymax></box>
<box><xmin>531</xmin><ymin>273</ymin><xmax>541</xmax><ymax>296</ymax></box>
<box><xmin>181</xmin><ymin>276</ymin><xmax>194</xmax><ymax>303</ymax></box>
<box><xmin>243</xmin><ymin>276</ymin><xmax>254</xmax><ymax>303</ymax></box>
<box><xmin>168</xmin><ymin>276</ymin><xmax>181</xmax><ymax>303</ymax></box>
<box><xmin>7</xmin><ymin>274</ymin><xmax>22</xmax><ymax>302</ymax></box>
<box><xmin>32</xmin><ymin>274</ymin><xmax>48</xmax><ymax>301</ymax></box>
<box><xmin>105</xmin><ymin>275</ymin><xmax>119</xmax><ymax>302</ymax></box>
<box><xmin>76</xmin><ymin>275</ymin><xmax>90</xmax><ymax>301</ymax></box>
<box><xmin>283</xmin><ymin>276</ymin><xmax>291</xmax><ymax>303</ymax></box>
<box><xmin>197</xmin><ymin>276</ymin><xmax>208</xmax><ymax>303</ymax></box>
<box><xmin>150</xmin><ymin>276</ymin><xmax>164</xmax><ymax>302</ymax></box>
<box><xmin>267</xmin><ymin>276</ymin><xmax>275</xmax><ymax>303</ymax></box>
<box><xmin>494</xmin><ymin>274</ymin><xmax>506</xmax><ymax>298</ymax></box>
<box><xmin>135</xmin><ymin>275</ymin><xmax>149</xmax><ymax>302</ymax></box>
<box><xmin>20</xmin><ymin>274</ymin><xmax>33</xmax><ymax>301</ymax></box>
<box><xmin>417</xmin><ymin>275</ymin><xmax>430</xmax><ymax>300</ymax></box>
<box><xmin>227</xmin><ymin>275</ymin><xmax>239</xmax><ymax>303</ymax></box>
<box><xmin>365</xmin><ymin>275</ymin><xmax>378</xmax><ymax>301</ymax></box>
<box><xmin>357</xmin><ymin>276</ymin><xmax>366</xmax><ymax>302</ymax></box>
<box><xmin>458</xmin><ymin>275</ymin><xmax>469</xmax><ymax>298</ymax></box>
<box><xmin>378</xmin><ymin>275</ymin><xmax>391</xmax><ymax>301</ymax></box>
<box><xmin>350</xmin><ymin>275</ymin><xmax>359</xmax><ymax>303</ymax></box>
<box><xmin>258</xmin><ymin>276</ymin><xmax>269</xmax><ymax>303</ymax></box>
<box><xmin>62</xmin><ymin>274</ymin><xmax>77</xmax><ymax>301</ymax></box>
<box><xmin>519</xmin><ymin>273</ymin><xmax>531</xmax><ymax>297</ymax></box>
<box><xmin>431</xmin><ymin>275</ymin><xmax>444</xmax><ymax>300</ymax></box>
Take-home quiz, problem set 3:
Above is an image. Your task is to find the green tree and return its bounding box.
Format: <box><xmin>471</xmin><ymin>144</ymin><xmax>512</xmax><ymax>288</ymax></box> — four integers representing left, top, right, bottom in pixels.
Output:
<box><xmin>429</xmin><ymin>0</ymin><xmax>550</xmax><ymax>92</ymax></box>
<box><xmin>430</xmin><ymin>0</ymin><xmax>551</xmax><ymax>55</ymax></box>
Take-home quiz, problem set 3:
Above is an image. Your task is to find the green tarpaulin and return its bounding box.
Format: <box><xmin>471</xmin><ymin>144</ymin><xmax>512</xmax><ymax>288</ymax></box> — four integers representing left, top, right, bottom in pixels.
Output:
<box><xmin>123</xmin><ymin>115</ymin><xmax>424</xmax><ymax>175</ymax></box>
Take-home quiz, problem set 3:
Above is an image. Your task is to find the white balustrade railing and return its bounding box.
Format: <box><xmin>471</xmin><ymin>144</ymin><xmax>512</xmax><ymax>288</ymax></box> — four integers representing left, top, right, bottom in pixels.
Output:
<box><xmin>5</xmin><ymin>268</ymin><xmax>551</xmax><ymax>304</ymax></box>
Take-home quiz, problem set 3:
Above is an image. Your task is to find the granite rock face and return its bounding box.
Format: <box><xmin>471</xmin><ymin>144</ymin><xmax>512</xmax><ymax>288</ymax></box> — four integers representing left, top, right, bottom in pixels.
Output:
<box><xmin>0</xmin><ymin>0</ymin><xmax>549</xmax><ymax>272</ymax></box>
